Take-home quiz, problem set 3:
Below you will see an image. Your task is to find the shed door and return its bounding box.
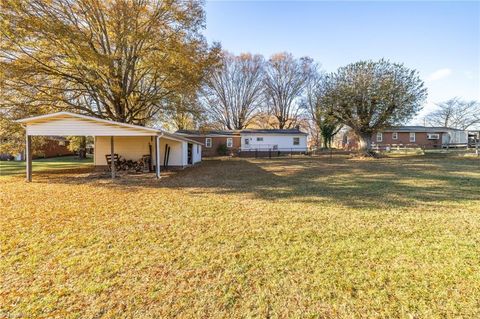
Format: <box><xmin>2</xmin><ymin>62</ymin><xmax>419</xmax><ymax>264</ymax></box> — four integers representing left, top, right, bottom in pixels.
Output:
<box><xmin>187</xmin><ymin>143</ymin><xmax>193</xmax><ymax>165</ymax></box>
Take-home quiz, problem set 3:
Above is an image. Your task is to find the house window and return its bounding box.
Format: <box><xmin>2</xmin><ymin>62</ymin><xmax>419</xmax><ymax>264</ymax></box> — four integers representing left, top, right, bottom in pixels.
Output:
<box><xmin>427</xmin><ymin>133</ymin><xmax>440</xmax><ymax>140</ymax></box>
<box><xmin>293</xmin><ymin>137</ymin><xmax>300</xmax><ymax>145</ymax></box>
<box><xmin>226</xmin><ymin>138</ymin><xmax>233</xmax><ymax>148</ymax></box>
<box><xmin>376</xmin><ymin>132</ymin><xmax>383</xmax><ymax>142</ymax></box>
<box><xmin>244</xmin><ymin>138</ymin><xmax>249</xmax><ymax>145</ymax></box>
<box><xmin>409</xmin><ymin>132</ymin><xmax>416</xmax><ymax>143</ymax></box>
<box><xmin>256</xmin><ymin>137</ymin><xmax>263</xmax><ymax>142</ymax></box>
<box><xmin>392</xmin><ymin>132</ymin><xmax>398</xmax><ymax>140</ymax></box>
<box><xmin>205</xmin><ymin>138</ymin><xmax>212</xmax><ymax>148</ymax></box>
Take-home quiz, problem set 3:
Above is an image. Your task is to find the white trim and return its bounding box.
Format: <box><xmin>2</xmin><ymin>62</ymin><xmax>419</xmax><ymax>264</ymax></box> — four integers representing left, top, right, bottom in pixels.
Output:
<box><xmin>162</xmin><ymin>132</ymin><xmax>203</xmax><ymax>145</ymax></box>
<box><xmin>293</xmin><ymin>137</ymin><xmax>300</xmax><ymax>145</ymax></box>
<box><xmin>16</xmin><ymin>111</ymin><xmax>160</xmax><ymax>133</ymax></box>
<box><xmin>93</xmin><ymin>136</ymin><xmax>97</xmax><ymax>166</ymax></box>
<box><xmin>205</xmin><ymin>137</ymin><xmax>212</xmax><ymax>148</ymax></box>
<box><xmin>16</xmin><ymin>111</ymin><xmax>203</xmax><ymax>145</ymax></box>
<box><xmin>392</xmin><ymin>132</ymin><xmax>398</xmax><ymax>140</ymax></box>
<box><xmin>177</xmin><ymin>133</ymin><xmax>238</xmax><ymax>138</ymax></box>
<box><xmin>410</xmin><ymin>132</ymin><xmax>416</xmax><ymax>142</ymax></box>
<box><xmin>226</xmin><ymin>137</ymin><xmax>233</xmax><ymax>148</ymax></box>
<box><xmin>376</xmin><ymin>132</ymin><xmax>383</xmax><ymax>142</ymax></box>
<box><xmin>241</xmin><ymin>133</ymin><xmax>308</xmax><ymax>137</ymax></box>
<box><xmin>155</xmin><ymin>136</ymin><xmax>160</xmax><ymax>178</ymax></box>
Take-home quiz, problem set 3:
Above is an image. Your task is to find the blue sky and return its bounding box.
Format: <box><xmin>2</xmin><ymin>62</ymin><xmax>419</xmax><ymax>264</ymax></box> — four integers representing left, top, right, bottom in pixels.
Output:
<box><xmin>204</xmin><ymin>1</ymin><xmax>480</xmax><ymax>124</ymax></box>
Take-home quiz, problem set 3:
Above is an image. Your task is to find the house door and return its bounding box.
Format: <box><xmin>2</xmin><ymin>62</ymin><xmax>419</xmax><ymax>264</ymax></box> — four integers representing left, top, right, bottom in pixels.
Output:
<box><xmin>187</xmin><ymin>143</ymin><xmax>193</xmax><ymax>165</ymax></box>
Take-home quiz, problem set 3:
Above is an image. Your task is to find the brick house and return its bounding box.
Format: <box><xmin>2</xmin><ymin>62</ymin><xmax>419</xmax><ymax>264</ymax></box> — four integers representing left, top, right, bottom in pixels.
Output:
<box><xmin>373</xmin><ymin>126</ymin><xmax>468</xmax><ymax>149</ymax></box>
<box><xmin>176</xmin><ymin>130</ymin><xmax>241</xmax><ymax>157</ymax></box>
<box><xmin>339</xmin><ymin>126</ymin><xmax>468</xmax><ymax>150</ymax></box>
<box><xmin>1</xmin><ymin>136</ymin><xmax>74</xmax><ymax>160</ymax></box>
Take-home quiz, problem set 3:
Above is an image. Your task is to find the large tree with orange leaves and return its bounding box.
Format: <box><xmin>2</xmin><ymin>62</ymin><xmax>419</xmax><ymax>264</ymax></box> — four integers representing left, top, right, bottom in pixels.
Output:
<box><xmin>0</xmin><ymin>0</ymin><xmax>219</xmax><ymax>126</ymax></box>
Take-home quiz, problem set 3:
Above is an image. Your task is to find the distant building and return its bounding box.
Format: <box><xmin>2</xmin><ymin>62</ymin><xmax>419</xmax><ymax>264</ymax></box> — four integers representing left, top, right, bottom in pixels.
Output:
<box><xmin>176</xmin><ymin>128</ymin><xmax>308</xmax><ymax>156</ymax></box>
<box><xmin>373</xmin><ymin>126</ymin><xmax>468</xmax><ymax>149</ymax></box>
<box><xmin>1</xmin><ymin>136</ymin><xmax>74</xmax><ymax>161</ymax></box>
<box><xmin>338</xmin><ymin>126</ymin><xmax>469</xmax><ymax>150</ymax></box>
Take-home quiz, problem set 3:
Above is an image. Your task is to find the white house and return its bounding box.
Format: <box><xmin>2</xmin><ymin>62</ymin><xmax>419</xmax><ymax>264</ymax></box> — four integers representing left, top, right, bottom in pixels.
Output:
<box><xmin>16</xmin><ymin>112</ymin><xmax>202</xmax><ymax>181</ymax></box>
<box><xmin>239</xmin><ymin>129</ymin><xmax>308</xmax><ymax>152</ymax></box>
<box><xmin>176</xmin><ymin>128</ymin><xmax>309</xmax><ymax>156</ymax></box>
<box><xmin>442</xmin><ymin>128</ymin><xmax>468</xmax><ymax>145</ymax></box>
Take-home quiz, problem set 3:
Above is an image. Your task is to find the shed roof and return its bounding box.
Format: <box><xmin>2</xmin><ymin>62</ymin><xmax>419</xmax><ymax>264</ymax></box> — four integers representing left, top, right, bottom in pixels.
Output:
<box><xmin>240</xmin><ymin>128</ymin><xmax>307</xmax><ymax>135</ymax></box>
<box><xmin>176</xmin><ymin>128</ymin><xmax>308</xmax><ymax>136</ymax></box>
<box><xmin>16</xmin><ymin>112</ymin><xmax>203</xmax><ymax>145</ymax></box>
<box><xmin>176</xmin><ymin>129</ymin><xmax>240</xmax><ymax>136</ymax></box>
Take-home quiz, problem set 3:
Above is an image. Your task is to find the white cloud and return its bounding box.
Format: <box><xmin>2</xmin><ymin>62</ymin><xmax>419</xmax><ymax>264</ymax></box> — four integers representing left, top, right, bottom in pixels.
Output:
<box><xmin>426</xmin><ymin>68</ymin><xmax>452</xmax><ymax>82</ymax></box>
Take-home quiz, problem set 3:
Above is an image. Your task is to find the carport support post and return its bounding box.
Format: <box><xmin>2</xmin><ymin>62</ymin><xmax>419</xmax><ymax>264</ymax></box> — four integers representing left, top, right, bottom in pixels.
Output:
<box><xmin>110</xmin><ymin>136</ymin><xmax>115</xmax><ymax>179</ymax></box>
<box><xmin>155</xmin><ymin>136</ymin><xmax>161</xmax><ymax>178</ymax></box>
<box><xmin>25</xmin><ymin>135</ymin><xmax>32</xmax><ymax>182</ymax></box>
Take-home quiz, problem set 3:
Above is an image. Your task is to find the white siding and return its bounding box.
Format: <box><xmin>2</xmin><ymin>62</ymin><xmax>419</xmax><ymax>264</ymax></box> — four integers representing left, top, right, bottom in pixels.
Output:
<box><xmin>240</xmin><ymin>134</ymin><xmax>308</xmax><ymax>151</ymax></box>
<box><xmin>26</xmin><ymin>117</ymin><xmax>155</xmax><ymax>136</ymax></box>
<box><xmin>94</xmin><ymin>136</ymin><xmax>153</xmax><ymax>165</ymax></box>
<box><xmin>193</xmin><ymin>144</ymin><xmax>202</xmax><ymax>163</ymax></box>
<box><xmin>182</xmin><ymin>142</ymin><xmax>188</xmax><ymax>166</ymax></box>
<box><xmin>159</xmin><ymin>138</ymin><xmax>184</xmax><ymax>167</ymax></box>
<box><xmin>94</xmin><ymin>136</ymin><xmax>187</xmax><ymax>167</ymax></box>
<box><xmin>446</xmin><ymin>130</ymin><xmax>468</xmax><ymax>144</ymax></box>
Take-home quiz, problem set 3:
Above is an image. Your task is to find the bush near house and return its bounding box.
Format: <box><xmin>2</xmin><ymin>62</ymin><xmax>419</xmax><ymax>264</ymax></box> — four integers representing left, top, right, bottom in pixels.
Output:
<box><xmin>217</xmin><ymin>143</ymin><xmax>229</xmax><ymax>156</ymax></box>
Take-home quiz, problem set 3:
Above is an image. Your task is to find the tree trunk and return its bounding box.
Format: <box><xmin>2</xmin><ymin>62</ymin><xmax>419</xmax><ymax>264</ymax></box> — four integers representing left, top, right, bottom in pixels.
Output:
<box><xmin>78</xmin><ymin>136</ymin><xmax>87</xmax><ymax>159</ymax></box>
<box><xmin>357</xmin><ymin>132</ymin><xmax>372</xmax><ymax>154</ymax></box>
<box><xmin>322</xmin><ymin>136</ymin><xmax>328</xmax><ymax>149</ymax></box>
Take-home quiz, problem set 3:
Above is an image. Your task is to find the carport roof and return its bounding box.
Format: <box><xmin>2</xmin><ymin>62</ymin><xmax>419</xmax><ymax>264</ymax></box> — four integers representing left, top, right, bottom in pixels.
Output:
<box><xmin>16</xmin><ymin>112</ymin><xmax>203</xmax><ymax>145</ymax></box>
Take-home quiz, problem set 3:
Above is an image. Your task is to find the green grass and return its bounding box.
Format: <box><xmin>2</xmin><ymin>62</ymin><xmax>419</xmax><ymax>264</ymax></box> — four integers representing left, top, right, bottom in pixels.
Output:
<box><xmin>1</xmin><ymin>155</ymin><xmax>480</xmax><ymax>318</ymax></box>
<box><xmin>0</xmin><ymin>156</ymin><xmax>93</xmax><ymax>176</ymax></box>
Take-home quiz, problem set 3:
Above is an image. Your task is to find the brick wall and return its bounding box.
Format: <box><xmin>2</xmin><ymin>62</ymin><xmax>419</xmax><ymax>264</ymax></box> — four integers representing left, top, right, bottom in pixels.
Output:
<box><xmin>184</xmin><ymin>135</ymin><xmax>241</xmax><ymax>157</ymax></box>
<box><xmin>372</xmin><ymin>132</ymin><xmax>443</xmax><ymax>148</ymax></box>
<box><xmin>33</xmin><ymin>139</ymin><xmax>74</xmax><ymax>159</ymax></box>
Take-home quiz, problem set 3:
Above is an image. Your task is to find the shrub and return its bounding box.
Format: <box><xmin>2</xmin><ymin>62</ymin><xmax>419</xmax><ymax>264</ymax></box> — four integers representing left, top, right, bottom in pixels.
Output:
<box><xmin>217</xmin><ymin>144</ymin><xmax>228</xmax><ymax>156</ymax></box>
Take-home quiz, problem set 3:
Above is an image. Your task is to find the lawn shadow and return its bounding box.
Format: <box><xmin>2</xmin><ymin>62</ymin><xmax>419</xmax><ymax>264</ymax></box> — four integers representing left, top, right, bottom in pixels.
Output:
<box><xmin>158</xmin><ymin>155</ymin><xmax>480</xmax><ymax>209</ymax></box>
<box><xmin>15</xmin><ymin>155</ymin><xmax>480</xmax><ymax>209</ymax></box>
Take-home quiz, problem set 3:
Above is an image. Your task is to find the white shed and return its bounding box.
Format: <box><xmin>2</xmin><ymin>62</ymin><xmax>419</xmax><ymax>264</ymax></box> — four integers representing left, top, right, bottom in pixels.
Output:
<box><xmin>16</xmin><ymin>112</ymin><xmax>202</xmax><ymax>181</ymax></box>
<box><xmin>240</xmin><ymin>129</ymin><xmax>308</xmax><ymax>152</ymax></box>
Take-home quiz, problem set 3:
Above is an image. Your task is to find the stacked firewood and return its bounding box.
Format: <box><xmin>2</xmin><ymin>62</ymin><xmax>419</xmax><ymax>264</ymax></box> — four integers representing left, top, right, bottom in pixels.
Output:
<box><xmin>106</xmin><ymin>154</ymin><xmax>151</xmax><ymax>173</ymax></box>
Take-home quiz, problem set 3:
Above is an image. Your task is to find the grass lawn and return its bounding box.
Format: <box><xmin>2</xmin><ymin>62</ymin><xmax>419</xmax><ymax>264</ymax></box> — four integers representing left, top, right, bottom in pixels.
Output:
<box><xmin>1</xmin><ymin>155</ymin><xmax>480</xmax><ymax>318</ymax></box>
<box><xmin>0</xmin><ymin>156</ymin><xmax>93</xmax><ymax>176</ymax></box>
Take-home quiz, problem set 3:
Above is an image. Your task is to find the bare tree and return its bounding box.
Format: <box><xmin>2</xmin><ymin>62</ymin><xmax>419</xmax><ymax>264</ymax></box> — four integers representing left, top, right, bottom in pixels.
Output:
<box><xmin>202</xmin><ymin>52</ymin><xmax>265</xmax><ymax>130</ymax></box>
<box><xmin>263</xmin><ymin>53</ymin><xmax>314</xmax><ymax>129</ymax></box>
<box><xmin>303</xmin><ymin>70</ymin><xmax>341</xmax><ymax>148</ymax></box>
<box><xmin>323</xmin><ymin>59</ymin><xmax>427</xmax><ymax>154</ymax></box>
<box><xmin>426</xmin><ymin>98</ymin><xmax>480</xmax><ymax>130</ymax></box>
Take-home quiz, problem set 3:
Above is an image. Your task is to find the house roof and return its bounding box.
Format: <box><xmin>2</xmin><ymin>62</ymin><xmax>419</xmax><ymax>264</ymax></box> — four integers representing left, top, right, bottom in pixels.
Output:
<box><xmin>16</xmin><ymin>112</ymin><xmax>203</xmax><ymax>145</ymax></box>
<box><xmin>381</xmin><ymin>126</ymin><xmax>464</xmax><ymax>133</ymax></box>
<box><xmin>240</xmin><ymin>128</ymin><xmax>308</xmax><ymax>135</ymax></box>
<box><xmin>176</xmin><ymin>129</ymin><xmax>240</xmax><ymax>136</ymax></box>
<box><xmin>176</xmin><ymin>128</ymin><xmax>308</xmax><ymax>136</ymax></box>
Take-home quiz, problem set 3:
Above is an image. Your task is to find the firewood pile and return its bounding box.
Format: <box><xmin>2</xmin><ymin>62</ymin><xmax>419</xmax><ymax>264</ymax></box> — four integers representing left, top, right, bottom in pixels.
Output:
<box><xmin>106</xmin><ymin>154</ymin><xmax>151</xmax><ymax>173</ymax></box>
